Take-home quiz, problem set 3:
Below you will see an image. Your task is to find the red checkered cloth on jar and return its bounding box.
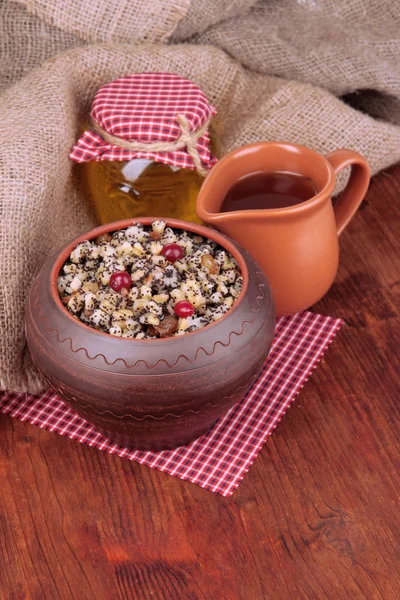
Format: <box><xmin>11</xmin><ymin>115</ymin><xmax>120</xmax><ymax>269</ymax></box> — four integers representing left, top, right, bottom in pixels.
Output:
<box><xmin>0</xmin><ymin>312</ymin><xmax>342</xmax><ymax>496</ymax></box>
<box><xmin>69</xmin><ymin>72</ymin><xmax>217</xmax><ymax>172</ymax></box>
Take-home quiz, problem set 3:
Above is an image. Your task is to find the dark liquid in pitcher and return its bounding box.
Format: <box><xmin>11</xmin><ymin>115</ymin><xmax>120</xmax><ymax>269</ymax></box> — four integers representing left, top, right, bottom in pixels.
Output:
<box><xmin>220</xmin><ymin>171</ymin><xmax>318</xmax><ymax>212</ymax></box>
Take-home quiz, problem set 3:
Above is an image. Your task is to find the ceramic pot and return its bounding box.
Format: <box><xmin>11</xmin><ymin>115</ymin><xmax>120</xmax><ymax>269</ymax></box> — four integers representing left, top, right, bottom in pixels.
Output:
<box><xmin>26</xmin><ymin>218</ymin><xmax>275</xmax><ymax>451</ymax></box>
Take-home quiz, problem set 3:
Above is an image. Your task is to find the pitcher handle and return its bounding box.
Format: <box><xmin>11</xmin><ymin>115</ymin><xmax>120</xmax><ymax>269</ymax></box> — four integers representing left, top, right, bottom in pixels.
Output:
<box><xmin>326</xmin><ymin>149</ymin><xmax>370</xmax><ymax>235</ymax></box>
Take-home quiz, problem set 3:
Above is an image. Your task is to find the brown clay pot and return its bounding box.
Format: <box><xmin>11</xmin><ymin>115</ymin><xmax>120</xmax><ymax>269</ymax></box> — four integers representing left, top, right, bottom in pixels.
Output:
<box><xmin>25</xmin><ymin>218</ymin><xmax>275</xmax><ymax>451</ymax></box>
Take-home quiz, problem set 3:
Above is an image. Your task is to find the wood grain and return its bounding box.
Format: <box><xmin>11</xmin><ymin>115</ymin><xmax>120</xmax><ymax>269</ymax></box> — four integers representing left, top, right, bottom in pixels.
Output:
<box><xmin>1</xmin><ymin>165</ymin><xmax>399</xmax><ymax>600</ymax></box>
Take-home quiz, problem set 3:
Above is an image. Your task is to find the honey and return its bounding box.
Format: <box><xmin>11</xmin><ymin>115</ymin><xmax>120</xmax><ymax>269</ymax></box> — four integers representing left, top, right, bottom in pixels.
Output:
<box><xmin>80</xmin><ymin>125</ymin><xmax>220</xmax><ymax>225</ymax></box>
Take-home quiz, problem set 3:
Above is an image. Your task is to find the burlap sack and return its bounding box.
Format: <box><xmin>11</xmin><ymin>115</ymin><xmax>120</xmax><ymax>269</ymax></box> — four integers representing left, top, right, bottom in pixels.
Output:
<box><xmin>1</xmin><ymin>0</ymin><xmax>400</xmax><ymax>393</ymax></box>
<box><xmin>195</xmin><ymin>1</ymin><xmax>400</xmax><ymax>100</ymax></box>
<box><xmin>16</xmin><ymin>0</ymin><xmax>189</xmax><ymax>43</ymax></box>
<box><xmin>1</xmin><ymin>0</ymin><xmax>257</xmax><ymax>90</ymax></box>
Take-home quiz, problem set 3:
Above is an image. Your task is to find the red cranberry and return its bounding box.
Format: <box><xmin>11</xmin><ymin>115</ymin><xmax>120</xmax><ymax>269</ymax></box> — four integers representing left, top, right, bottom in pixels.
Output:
<box><xmin>161</xmin><ymin>243</ymin><xmax>184</xmax><ymax>263</ymax></box>
<box><xmin>174</xmin><ymin>300</ymin><xmax>195</xmax><ymax>318</ymax></box>
<box><xmin>109</xmin><ymin>271</ymin><xmax>132</xmax><ymax>292</ymax></box>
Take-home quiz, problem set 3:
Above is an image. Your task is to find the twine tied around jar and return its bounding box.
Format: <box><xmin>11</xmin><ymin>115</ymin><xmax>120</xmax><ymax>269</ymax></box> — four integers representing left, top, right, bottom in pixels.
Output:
<box><xmin>91</xmin><ymin>113</ymin><xmax>212</xmax><ymax>176</ymax></box>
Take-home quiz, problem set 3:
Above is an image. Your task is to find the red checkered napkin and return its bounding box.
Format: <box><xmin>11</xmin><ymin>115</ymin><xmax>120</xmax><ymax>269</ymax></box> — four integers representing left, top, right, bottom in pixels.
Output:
<box><xmin>0</xmin><ymin>312</ymin><xmax>341</xmax><ymax>496</ymax></box>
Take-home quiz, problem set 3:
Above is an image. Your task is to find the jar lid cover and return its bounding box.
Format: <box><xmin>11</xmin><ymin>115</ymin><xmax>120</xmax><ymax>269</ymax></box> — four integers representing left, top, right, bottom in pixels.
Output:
<box><xmin>69</xmin><ymin>72</ymin><xmax>217</xmax><ymax>174</ymax></box>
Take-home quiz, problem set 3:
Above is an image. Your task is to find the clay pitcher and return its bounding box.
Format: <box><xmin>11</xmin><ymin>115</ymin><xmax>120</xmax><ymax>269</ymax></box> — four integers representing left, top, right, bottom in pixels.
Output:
<box><xmin>196</xmin><ymin>142</ymin><xmax>370</xmax><ymax>315</ymax></box>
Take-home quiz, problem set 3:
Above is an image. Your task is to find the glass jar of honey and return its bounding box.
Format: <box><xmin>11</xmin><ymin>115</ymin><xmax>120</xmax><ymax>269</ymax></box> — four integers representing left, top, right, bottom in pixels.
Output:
<box><xmin>70</xmin><ymin>73</ymin><xmax>220</xmax><ymax>225</ymax></box>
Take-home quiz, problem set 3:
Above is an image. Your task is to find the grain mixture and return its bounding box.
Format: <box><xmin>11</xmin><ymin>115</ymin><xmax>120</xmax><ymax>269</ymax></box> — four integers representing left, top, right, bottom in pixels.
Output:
<box><xmin>57</xmin><ymin>221</ymin><xmax>243</xmax><ymax>338</ymax></box>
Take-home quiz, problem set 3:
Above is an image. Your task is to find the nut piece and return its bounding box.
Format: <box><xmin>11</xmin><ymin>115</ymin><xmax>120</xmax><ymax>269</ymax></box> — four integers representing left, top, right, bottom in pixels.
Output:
<box><xmin>82</xmin><ymin>281</ymin><xmax>99</xmax><ymax>293</ymax></box>
<box><xmin>153</xmin><ymin>293</ymin><xmax>169</xmax><ymax>304</ymax></box>
<box><xmin>143</xmin><ymin>273</ymin><xmax>154</xmax><ymax>286</ymax></box>
<box><xmin>149</xmin><ymin>231</ymin><xmax>162</xmax><ymax>241</ymax></box>
<box><xmin>201</xmin><ymin>254</ymin><xmax>220</xmax><ymax>275</ymax></box>
<box><xmin>139</xmin><ymin>313</ymin><xmax>160</xmax><ymax>326</ymax></box>
<box><xmin>95</xmin><ymin>232</ymin><xmax>112</xmax><ymax>244</ymax></box>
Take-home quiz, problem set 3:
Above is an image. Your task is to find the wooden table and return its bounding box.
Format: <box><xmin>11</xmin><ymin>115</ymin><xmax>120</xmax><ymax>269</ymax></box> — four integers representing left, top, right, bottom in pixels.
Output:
<box><xmin>1</xmin><ymin>166</ymin><xmax>399</xmax><ymax>600</ymax></box>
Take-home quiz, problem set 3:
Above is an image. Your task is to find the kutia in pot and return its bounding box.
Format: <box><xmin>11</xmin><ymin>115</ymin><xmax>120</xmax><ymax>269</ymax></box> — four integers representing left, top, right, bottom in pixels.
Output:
<box><xmin>25</xmin><ymin>218</ymin><xmax>275</xmax><ymax>451</ymax></box>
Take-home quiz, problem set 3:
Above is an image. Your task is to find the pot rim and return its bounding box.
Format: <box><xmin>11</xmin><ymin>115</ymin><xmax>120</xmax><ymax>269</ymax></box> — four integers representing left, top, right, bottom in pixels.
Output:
<box><xmin>50</xmin><ymin>217</ymin><xmax>250</xmax><ymax>343</ymax></box>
